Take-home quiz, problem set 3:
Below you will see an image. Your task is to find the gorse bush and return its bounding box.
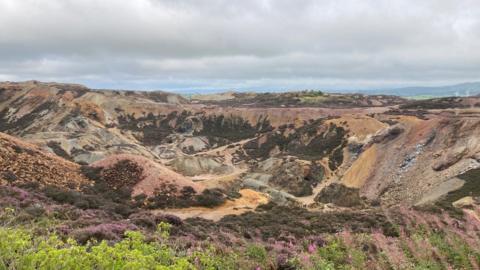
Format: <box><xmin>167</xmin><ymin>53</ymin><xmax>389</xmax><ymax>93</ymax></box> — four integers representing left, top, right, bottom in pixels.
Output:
<box><xmin>0</xmin><ymin>226</ymin><xmax>194</xmax><ymax>270</ymax></box>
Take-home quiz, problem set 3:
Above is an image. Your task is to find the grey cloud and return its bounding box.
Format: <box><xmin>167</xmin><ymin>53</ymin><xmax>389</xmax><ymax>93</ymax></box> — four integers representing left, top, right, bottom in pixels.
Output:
<box><xmin>0</xmin><ymin>0</ymin><xmax>479</xmax><ymax>90</ymax></box>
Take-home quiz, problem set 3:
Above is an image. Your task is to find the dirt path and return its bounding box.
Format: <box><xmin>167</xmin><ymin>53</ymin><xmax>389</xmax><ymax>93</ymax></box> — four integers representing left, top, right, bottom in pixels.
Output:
<box><xmin>193</xmin><ymin>137</ymin><xmax>255</xmax><ymax>157</ymax></box>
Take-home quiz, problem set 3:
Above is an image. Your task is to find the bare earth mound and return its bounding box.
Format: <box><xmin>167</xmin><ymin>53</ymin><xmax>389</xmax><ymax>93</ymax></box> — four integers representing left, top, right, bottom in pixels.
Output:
<box><xmin>91</xmin><ymin>154</ymin><xmax>204</xmax><ymax>197</ymax></box>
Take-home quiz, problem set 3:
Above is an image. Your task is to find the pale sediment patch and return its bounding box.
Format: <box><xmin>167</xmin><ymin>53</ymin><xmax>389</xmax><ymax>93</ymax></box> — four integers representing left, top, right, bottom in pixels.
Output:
<box><xmin>342</xmin><ymin>144</ymin><xmax>378</xmax><ymax>189</ymax></box>
<box><xmin>154</xmin><ymin>189</ymin><xmax>269</xmax><ymax>221</ymax></box>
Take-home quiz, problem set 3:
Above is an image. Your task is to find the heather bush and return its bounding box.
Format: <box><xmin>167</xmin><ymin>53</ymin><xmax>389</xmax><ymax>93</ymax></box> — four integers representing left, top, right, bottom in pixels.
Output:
<box><xmin>72</xmin><ymin>222</ymin><xmax>139</xmax><ymax>244</ymax></box>
<box><xmin>42</xmin><ymin>185</ymin><xmax>135</xmax><ymax>218</ymax></box>
<box><xmin>43</xmin><ymin>186</ymin><xmax>102</xmax><ymax>209</ymax></box>
<box><xmin>2</xmin><ymin>187</ymin><xmax>480</xmax><ymax>270</ymax></box>
<box><xmin>1</xmin><ymin>220</ymin><xmax>480</xmax><ymax>269</ymax></box>
<box><xmin>195</xmin><ymin>188</ymin><xmax>226</xmax><ymax>208</ymax></box>
<box><xmin>80</xmin><ymin>165</ymin><xmax>103</xmax><ymax>181</ymax></box>
<box><xmin>145</xmin><ymin>186</ymin><xmax>227</xmax><ymax>209</ymax></box>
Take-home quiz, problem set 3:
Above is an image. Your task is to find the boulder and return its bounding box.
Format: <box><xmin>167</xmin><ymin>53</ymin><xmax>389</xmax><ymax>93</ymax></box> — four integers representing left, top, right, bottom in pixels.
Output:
<box><xmin>452</xmin><ymin>196</ymin><xmax>476</xmax><ymax>208</ymax></box>
<box><xmin>370</xmin><ymin>125</ymin><xmax>404</xmax><ymax>144</ymax></box>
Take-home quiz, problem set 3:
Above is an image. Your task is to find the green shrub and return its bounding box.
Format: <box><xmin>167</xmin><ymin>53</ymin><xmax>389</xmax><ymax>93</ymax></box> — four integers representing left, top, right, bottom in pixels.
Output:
<box><xmin>0</xmin><ymin>227</ymin><xmax>193</xmax><ymax>269</ymax></box>
<box><xmin>195</xmin><ymin>189</ymin><xmax>226</xmax><ymax>208</ymax></box>
<box><xmin>429</xmin><ymin>232</ymin><xmax>474</xmax><ymax>269</ymax></box>
<box><xmin>245</xmin><ymin>244</ymin><xmax>267</xmax><ymax>264</ymax></box>
<box><xmin>317</xmin><ymin>238</ymin><xmax>348</xmax><ymax>267</ymax></box>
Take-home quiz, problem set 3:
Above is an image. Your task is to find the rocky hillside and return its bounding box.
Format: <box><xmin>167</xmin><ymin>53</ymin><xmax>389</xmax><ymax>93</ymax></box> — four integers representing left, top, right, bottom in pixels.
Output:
<box><xmin>0</xmin><ymin>132</ymin><xmax>90</xmax><ymax>188</ymax></box>
<box><xmin>3</xmin><ymin>80</ymin><xmax>480</xmax><ymax>269</ymax></box>
<box><xmin>342</xmin><ymin>113</ymin><xmax>480</xmax><ymax>206</ymax></box>
<box><xmin>1</xmin><ymin>81</ymin><xmax>480</xmax><ymax>213</ymax></box>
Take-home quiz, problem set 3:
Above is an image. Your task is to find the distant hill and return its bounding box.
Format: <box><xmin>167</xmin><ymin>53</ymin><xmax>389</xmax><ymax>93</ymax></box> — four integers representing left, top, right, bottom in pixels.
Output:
<box><xmin>181</xmin><ymin>82</ymin><xmax>480</xmax><ymax>99</ymax></box>
<box><xmin>361</xmin><ymin>82</ymin><xmax>480</xmax><ymax>98</ymax></box>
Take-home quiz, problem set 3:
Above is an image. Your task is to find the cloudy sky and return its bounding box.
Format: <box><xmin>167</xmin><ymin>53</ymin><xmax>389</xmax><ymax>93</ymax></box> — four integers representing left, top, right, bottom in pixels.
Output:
<box><xmin>0</xmin><ymin>0</ymin><xmax>479</xmax><ymax>92</ymax></box>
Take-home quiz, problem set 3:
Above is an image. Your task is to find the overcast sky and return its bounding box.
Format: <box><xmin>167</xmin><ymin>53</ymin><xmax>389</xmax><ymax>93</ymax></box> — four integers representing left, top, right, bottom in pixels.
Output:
<box><xmin>0</xmin><ymin>0</ymin><xmax>479</xmax><ymax>92</ymax></box>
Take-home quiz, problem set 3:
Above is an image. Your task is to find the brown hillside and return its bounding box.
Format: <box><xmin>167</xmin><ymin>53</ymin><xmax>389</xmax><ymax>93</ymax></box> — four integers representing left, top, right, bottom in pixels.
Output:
<box><xmin>0</xmin><ymin>132</ymin><xmax>90</xmax><ymax>188</ymax></box>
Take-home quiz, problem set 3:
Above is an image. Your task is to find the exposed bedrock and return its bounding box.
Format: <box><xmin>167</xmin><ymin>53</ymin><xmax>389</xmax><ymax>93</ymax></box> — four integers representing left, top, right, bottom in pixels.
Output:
<box><xmin>315</xmin><ymin>183</ymin><xmax>362</xmax><ymax>207</ymax></box>
<box><xmin>242</xmin><ymin>157</ymin><xmax>325</xmax><ymax>201</ymax></box>
<box><xmin>2</xmin><ymin>81</ymin><xmax>480</xmax><ymax>209</ymax></box>
<box><xmin>170</xmin><ymin>156</ymin><xmax>234</xmax><ymax>176</ymax></box>
<box><xmin>343</xmin><ymin>116</ymin><xmax>480</xmax><ymax>206</ymax></box>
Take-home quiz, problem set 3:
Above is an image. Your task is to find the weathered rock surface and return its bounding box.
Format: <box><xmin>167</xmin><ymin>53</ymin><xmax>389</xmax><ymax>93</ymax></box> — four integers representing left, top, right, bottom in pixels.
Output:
<box><xmin>170</xmin><ymin>156</ymin><xmax>233</xmax><ymax>176</ymax></box>
<box><xmin>415</xmin><ymin>177</ymin><xmax>465</xmax><ymax>206</ymax></box>
<box><xmin>343</xmin><ymin>115</ymin><xmax>480</xmax><ymax>206</ymax></box>
<box><xmin>315</xmin><ymin>183</ymin><xmax>362</xmax><ymax>207</ymax></box>
<box><xmin>432</xmin><ymin>146</ymin><xmax>468</xmax><ymax>171</ymax></box>
<box><xmin>2</xmin><ymin>80</ymin><xmax>480</xmax><ymax>209</ymax></box>
<box><xmin>452</xmin><ymin>196</ymin><xmax>477</xmax><ymax>208</ymax></box>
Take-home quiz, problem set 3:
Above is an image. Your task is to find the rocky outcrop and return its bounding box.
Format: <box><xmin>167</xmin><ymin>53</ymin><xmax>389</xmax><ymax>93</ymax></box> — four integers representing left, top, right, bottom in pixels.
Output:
<box><xmin>241</xmin><ymin>173</ymin><xmax>297</xmax><ymax>205</ymax></box>
<box><xmin>452</xmin><ymin>196</ymin><xmax>477</xmax><ymax>208</ymax></box>
<box><xmin>170</xmin><ymin>156</ymin><xmax>234</xmax><ymax>176</ymax></box>
<box><xmin>473</xmin><ymin>152</ymin><xmax>480</xmax><ymax>162</ymax></box>
<box><xmin>243</xmin><ymin>120</ymin><xmax>348</xmax><ymax>167</ymax></box>
<box><xmin>369</xmin><ymin>124</ymin><xmax>404</xmax><ymax>145</ymax></box>
<box><xmin>415</xmin><ymin>178</ymin><xmax>465</xmax><ymax>206</ymax></box>
<box><xmin>267</xmin><ymin>159</ymin><xmax>323</xmax><ymax>197</ymax></box>
<box><xmin>0</xmin><ymin>81</ymin><xmax>191</xmax><ymax>162</ymax></box>
<box><xmin>344</xmin><ymin>115</ymin><xmax>480</xmax><ymax>206</ymax></box>
<box><xmin>242</xmin><ymin>157</ymin><xmax>324</xmax><ymax>198</ymax></box>
<box><xmin>315</xmin><ymin>183</ymin><xmax>362</xmax><ymax>207</ymax></box>
<box><xmin>432</xmin><ymin>146</ymin><xmax>468</xmax><ymax>171</ymax></box>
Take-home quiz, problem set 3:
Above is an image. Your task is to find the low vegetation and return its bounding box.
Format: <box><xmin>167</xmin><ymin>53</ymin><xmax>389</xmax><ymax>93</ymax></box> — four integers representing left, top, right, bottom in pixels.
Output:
<box><xmin>194</xmin><ymin>91</ymin><xmax>405</xmax><ymax>108</ymax></box>
<box><xmin>400</xmin><ymin>97</ymin><xmax>472</xmax><ymax>110</ymax></box>
<box><xmin>195</xmin><ymin>114</ymin><xmax>272</xmax><ymax>143</ymax></box>
<box><xmin>244</xmin><ymin>120</ymin><xmax>348</xmax><ymax>163</ymax></box>
<box><xmin>1</xmin><ymin>203</ymin><xmax>480</xmax><ymax>269</ymax></box>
